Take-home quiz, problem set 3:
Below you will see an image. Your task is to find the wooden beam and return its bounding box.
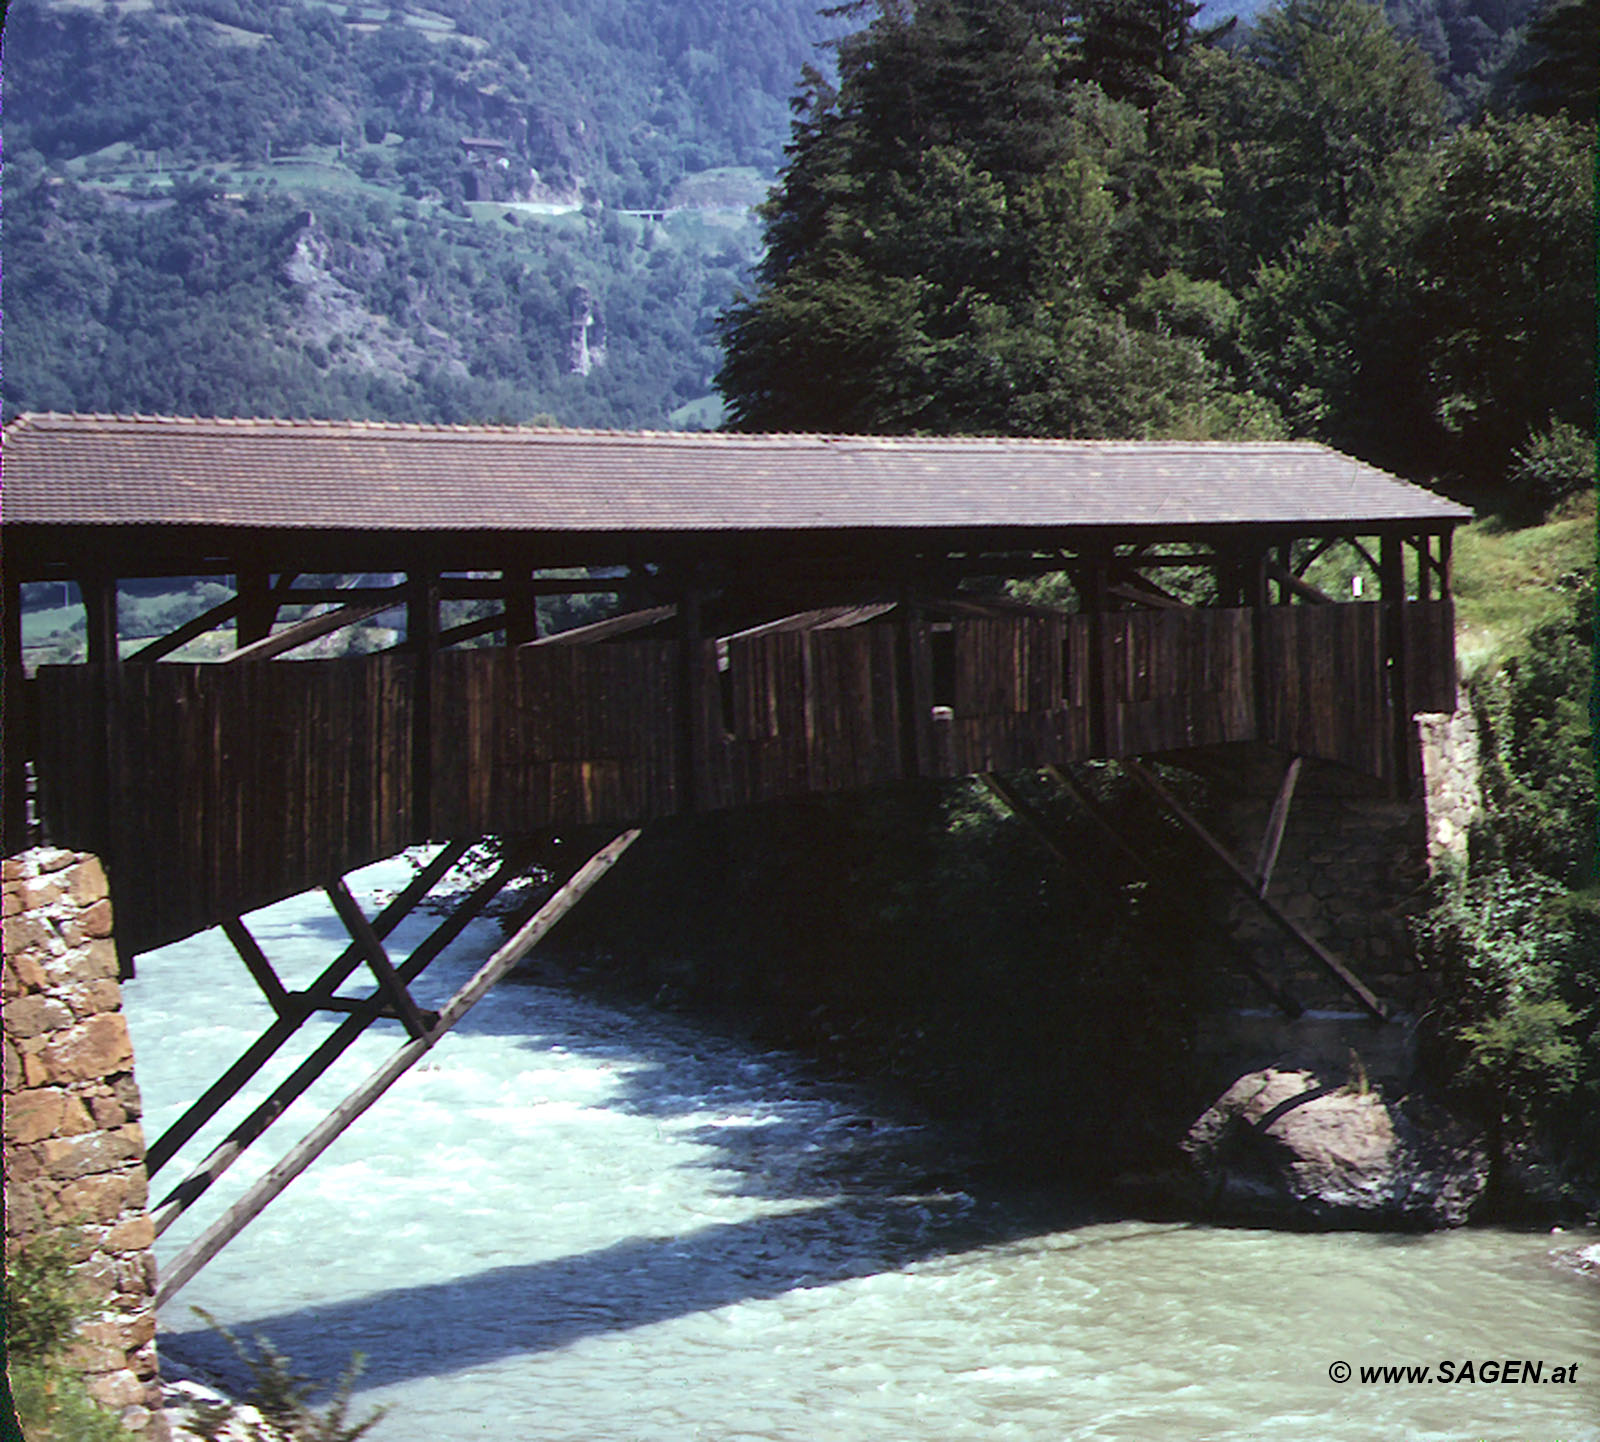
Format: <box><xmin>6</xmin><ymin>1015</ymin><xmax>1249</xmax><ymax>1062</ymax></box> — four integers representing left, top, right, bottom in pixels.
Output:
<box><xmin>125</xmin><ymin>594</ymin><xmax>243</xmax><ymax>663</ymax></box>
<box><xmin>525</xmin><ymin>603</ymin><xmax>677</xmax><ymax>646</ymax></box>
<box><xmin>221</xmin><ymin>917</ymin><xmax>293</xmax><ymax>1019</ymax></box>
<box><xmin>145</xmin><ymin>840</ymin><xmax>472</xmax><ymax>1176</ymax></box>
<box><xmin>439</xmin><ymin>576</ymin><xmax>628</xmax><ymax>601</ymax></box>
<box><xmin>408</xmin><ymin>570</ymin><xmax>440</xmax><ymax>838</ymax></box>
<box><xmin>980</xmin><ymin>773</ymin><xmax>1079</xmax><ymax>873</ymax></box>
<box><xmin>1106</xmin><ymin>581</ymin><xmax>1190</xmax><ymax>611</ymax></box>
<box><xmin>1036</xmin><ymin>765</ymin><xmax>1303</xmax><ymax>1018</ymax></box>
<box><xmin>436</xmin><ymin>610</ymin><xmax>507</xmax><ymax>649</ymax></box>
<box><xmin>152</xmin><ymin>827</ymin><xmax>640</xmax><ymax>1307</ymax></box>
<box><xmin>1252</xmin><ymin>755</ymin><xmax>1302</xmax><ymax>898</ymax></box>
<box><xmin>236</xmin><ymin>564</ymin><xmax>276</xmax><ymax>646</ymax></box>
<box><xmin>2</xmin><ymin>574</ymin><xmax>28</xmax><ymax>854</ymax></box>
<box><xmin>1121</xmin><ymin>759</ymin><xmax>1388</xmax><ymax>1021</ymax></box>
<box><xmin>325</xmin><ymin>878</ymin><xmax>432</xmax><ymax>1041</ymax></box>
<box><xmin>1265</xmin><ymin>561</ymin><xmax>1336</xmax><ymax>605</ymax></box>
<box><xmin>150</xmin><ymin>839</ymin><xmax>538</xmax><ymax>1227</ymax></box>
<box><xmin>502</xmin><ymin>570</ymin><xmax>540</xmax><ymax>646</ymax></box>
<box><xmin>222</xmin><ymin>590</ymin><xmax>405</xmax><ymax>662</ymax></box>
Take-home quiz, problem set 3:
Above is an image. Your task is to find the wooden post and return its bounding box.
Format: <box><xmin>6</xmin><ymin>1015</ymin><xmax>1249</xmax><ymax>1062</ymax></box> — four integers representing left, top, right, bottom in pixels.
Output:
<box><xmin>1252</xmin><ymin>755</ymin><xmax>1302</xmax><ymax>898</ymax></box>
<box><xmin>408</xmin><ymin>570</ymin><xmax>440</xmax><ymax>838</ymax></box>
<box><xmin>1080</xmin><ymin>552</ymin><xmax>1110</xmax><ymax>759</ymax></box>
<box><xmin>81</xmin><ymin>575</ymin><xmax>127</xmax><ymax>972</ymax></box>
<box><xmin>2</xmin><ymin>574</ymin><xmax>28</xmax><ymax>854</ymax></box>
<box><xmin>897</xmin><ymin>592</ymin><xmax>935</xmax><ymax>778</ymax></box>
<box><xmin>503</xmin><ymin>569</ymin><xmax>540</xmax><ymax>646</ymax></box>
<box><xmin>681</xmin><ymin>586</ymin><xmax>710</xmax><ymax>809</ymax></box>
<box><xmin>151</xmin><ymin>840</ymin><xmax>536</xmax><ymax>1226</ymax></box>
<box><xmin>235</xmin><ymin>563</ymin><xmax>276</xmax><ymax>646</ymax></box>
<box><xmin>152</xmin><ymin>828</ymin><xmax>640</xmax><ymax>1307</ymax></box>
<box><xmin>145</xmin><ymin>840</ymin><xmax>472</xmax><ymax>1176</ymax></box>
<box><xmin>998</xmin><ymin>766</ymin><xmax>1303</xmax><ymax>1018</ymax></box>
<box><xmin>325</xmin><ymin>877</ymin><xmax>433</xmax><ymax>1040</ymax></box>
<box><xmin>1379</xmin><ymin>533</ymin><xmax>1413</xmax><ymax>792</ymax></box>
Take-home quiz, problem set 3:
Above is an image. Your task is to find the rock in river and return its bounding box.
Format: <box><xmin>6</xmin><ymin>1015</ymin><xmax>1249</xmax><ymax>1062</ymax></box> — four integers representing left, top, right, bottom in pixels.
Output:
<box><xmin>1181</xmin><ymin>1068</ymin><xmax>1489</xmax><ymax>1229</ymax></box>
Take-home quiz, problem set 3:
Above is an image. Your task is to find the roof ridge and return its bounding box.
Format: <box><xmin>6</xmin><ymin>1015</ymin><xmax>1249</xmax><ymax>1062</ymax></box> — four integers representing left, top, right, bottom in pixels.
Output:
<box><xmin>5</xmin><ymin>412</ymin><xmax>1337</xmax><ymax>450</ymax></box>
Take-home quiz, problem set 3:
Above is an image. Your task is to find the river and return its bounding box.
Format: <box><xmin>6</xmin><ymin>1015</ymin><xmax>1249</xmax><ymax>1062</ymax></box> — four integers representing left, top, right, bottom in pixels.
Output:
<box><xmin>124</xmin><ymin>852</ymin><xmax>1599</xmax><ymax>1441</ymax></box>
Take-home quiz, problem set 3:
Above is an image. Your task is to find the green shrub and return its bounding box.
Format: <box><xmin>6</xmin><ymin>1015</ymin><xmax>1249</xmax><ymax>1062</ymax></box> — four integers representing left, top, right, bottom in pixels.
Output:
<box><xmin>190</xmin><ymin>1308</ymin><xmax>390</xmax><ymax>1442</ymax></box>
<box><xmin>1507</xmin><ymin>417</ymin><xmax>1596</xmax><ymax>520</ymax></box>
<box><xmin>5</xmin><ymin>1231</ymin><xmax>134</xmax><ymax>1442</ymax></box>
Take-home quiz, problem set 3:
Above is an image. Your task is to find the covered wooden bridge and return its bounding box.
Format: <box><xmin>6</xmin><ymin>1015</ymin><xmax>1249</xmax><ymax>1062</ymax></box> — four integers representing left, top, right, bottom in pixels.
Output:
<box><xmin>4</xmin><ymin>414</ymin><xmax>1469</xmax><ymax>954</ymax></box>
<box><xmin>2</xmin><ymin>413</ymin><xmax>1471</xmax><ymax>1296</ymax></box>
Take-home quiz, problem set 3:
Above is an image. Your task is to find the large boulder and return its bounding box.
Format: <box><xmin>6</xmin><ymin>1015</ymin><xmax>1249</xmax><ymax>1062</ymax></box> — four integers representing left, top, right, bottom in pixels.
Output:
<box><xmin>1181</xmin><ymin>1068</ymin><xmax>1489</xmax><ymax>1228</ymax></box>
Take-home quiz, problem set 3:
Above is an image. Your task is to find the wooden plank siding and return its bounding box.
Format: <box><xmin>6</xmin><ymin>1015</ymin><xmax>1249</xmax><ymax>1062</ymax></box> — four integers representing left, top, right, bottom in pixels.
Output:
<box><xmin>29</xmin><ymin>601</ymin><xmax>1457</xmax><ymax>956</ymax></box>
<box><xmin>1260</xmin><ymin>604</ymin><xmax>1389</xmax><ymax>779</ymax></box>
<box><xmin>1100</xmin><ymin>609</ymin><xmax>1257</xmax><ymax>757</ymax></box>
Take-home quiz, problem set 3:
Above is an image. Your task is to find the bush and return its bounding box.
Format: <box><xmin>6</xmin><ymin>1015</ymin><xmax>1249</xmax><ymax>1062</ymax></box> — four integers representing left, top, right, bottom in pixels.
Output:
<box><xmin>190</xmin><ymin>1308</ymin><xmax>390</xmax><ymax>1442</ymax></box>
<box><xmin>5</xmin><ymin>1231</ymin><xmax>135</xmax><ymax>1442</ymax></box>
<box><xmin>1507</xmin><ymin>418</ymin><xmax>1596</xmax><ymax>520</ymax></box>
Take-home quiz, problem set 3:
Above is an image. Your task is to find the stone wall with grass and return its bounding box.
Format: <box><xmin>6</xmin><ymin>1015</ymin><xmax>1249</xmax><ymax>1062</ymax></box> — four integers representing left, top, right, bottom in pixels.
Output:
<box><xmin>4</xmin><ymin>847</ymin><xmax>167</xmax><ymax>1437</ymax></box>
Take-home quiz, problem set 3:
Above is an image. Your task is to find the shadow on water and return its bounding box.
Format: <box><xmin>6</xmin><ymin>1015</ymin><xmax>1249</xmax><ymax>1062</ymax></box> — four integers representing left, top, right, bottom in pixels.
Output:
<box><xmin>160</xmin><ymin>1195</ymin><xmax>1077</xmax><ymax>1393</ymax></box>
<box><xmin>155</xmin><ymin>875</ymin><xmax>1122</xmax><ymax>1393</ymax></box>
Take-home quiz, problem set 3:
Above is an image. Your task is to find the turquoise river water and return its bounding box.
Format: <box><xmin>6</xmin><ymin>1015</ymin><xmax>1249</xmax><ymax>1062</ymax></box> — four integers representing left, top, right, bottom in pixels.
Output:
<box><xmin>124</xmin><ymin>853</ymin><xmax>1599</xmax><ymax>1442</ymax></box>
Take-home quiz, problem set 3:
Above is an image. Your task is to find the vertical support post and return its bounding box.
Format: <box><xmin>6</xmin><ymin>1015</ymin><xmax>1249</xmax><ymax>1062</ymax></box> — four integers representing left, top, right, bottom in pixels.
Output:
<box><xmin>81</xmin><ymin>575</ymin><xmax>131</xmax><ymax>976</ymax></box>
<box><xmin>1439</xmin><ymin>529</ymin><xmax>1453</xmax><ymax>599</ymax></box>
<box><xmin>504</xmin><ymin>569</ymin><xmax>540</xmax><ymax>646</ymax></box>
<box><xmin>1081</xmin><ymin>551</ymin><xmax>1110</xmax><ymax>759</ymax></box>
<box><xmin>897</xmin><ymin>589</ymin><xmax>935</xmax><ymax>778</ymax></box>
<box><xmin>1379</xmin><ymin>533</ymin><xmax>1414</xmax><ymax>793</ymax></box>
<box><xmin>2</xmin><ymin>573</ymin><xmax>28</xmax><ymax>854</ymax></box>
<box><xmin>236</xmin><ymin>563</ymin><xmax>276</xmax><ymax>646</ymax></box>
<box><xmin>1249</xmin><ymin>546</ymin><xmax>1272</xmax><ymax>748</ymax></box>
<box><xmin>407</xmin><ymin>569</ymin><xmax>439</xmax><ymax>839</ymax></box>
<box><xmin>681</xmin><ymin>584</ymin><xmax>713</xmax><ymax>810</ymax></box>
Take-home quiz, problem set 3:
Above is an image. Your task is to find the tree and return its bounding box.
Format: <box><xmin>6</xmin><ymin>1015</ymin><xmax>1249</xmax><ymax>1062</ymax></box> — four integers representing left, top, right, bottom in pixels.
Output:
<box><xmin>1207</xmin><ymin>0</ymin><xmax>1445</xmax><ymax>272</ymax></box>
<box><xmin>717</xmin><ymin>0</ymin><xmax>1269</xmax><ymax>436</ymax></box>
<box><xmin>1239</xmin><ymin>112</ymin><xmax>1594</xmax><ymax>498</ymax></box>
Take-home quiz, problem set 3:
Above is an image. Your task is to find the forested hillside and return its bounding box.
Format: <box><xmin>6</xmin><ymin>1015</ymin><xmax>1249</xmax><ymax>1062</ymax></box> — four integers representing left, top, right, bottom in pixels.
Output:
<box><xmin>1</xmin><ymin>0</ymin><xmax>842</xmax><ymax>426</ymax></box>
<box><xmin>1</xmin><ymin>0</ymin><xmax>1580</xmax><ymax>430</ymax></box>
<box><xmin>721</xmin><ymin>0</ymin><xmax>1593</xmax><ymax>510</ymax></box>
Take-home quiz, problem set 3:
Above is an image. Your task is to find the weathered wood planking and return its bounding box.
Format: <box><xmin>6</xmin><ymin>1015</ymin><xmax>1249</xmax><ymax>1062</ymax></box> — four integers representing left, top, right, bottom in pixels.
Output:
<box><xmin>723</xmin><ymin>625</ymin><xmax>903</xmax><ymax>803</ymax></box>
<box><xmin>27</xmin><ymin>601</ymin><xmax>1460</xmax><ymax>955</ymax></box>
<box><xmin>35</xmin><ymin>660</ymin><xmax>414</xmax><ymax>954</ymax></box>
<box><xmin>429</xmin><ymin>642</ymin><xmax>683</xmax><ymax>836</ymax></box>
<box><xmin>1100</xmin><ymin>608</ymin><xmax>1257</xmax><ymax>757</ymax></box>
<box><xmin>948</xmin><ymin>615</ymin><xmax>1091</xmax><ymax>774</ymax></box>
<box><xmin>1401</xmin><ymin>599</ymin><xmax>1457</xmax><ymax>715</ymax></box>
<box><xmin>1260</xmin><ymin>603</ymin><xmax>1388</xmax><ymax>778</ymax></box>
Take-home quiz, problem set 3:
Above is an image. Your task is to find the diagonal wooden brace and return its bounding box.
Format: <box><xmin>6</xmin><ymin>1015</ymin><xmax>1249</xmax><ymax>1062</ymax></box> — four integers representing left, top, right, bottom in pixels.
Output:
<box><xmin>325</xmin><ymin>877</ymin><xmax>432</xmax><ymax>1040</ymax></box>
<box><xmin>153</xmin><ymin>827</ymin><xmax>640</xmax><ymax>1308</ymax></box>
<box><xmin>1121</xmin><ymin>759</ymin><xmax>1388</xmax><ymax>1022</ymax></box>
<box><xmin>145</xmin><ymin>840</ymin><xmax>473</xmax><ymax>1177</ymax></box>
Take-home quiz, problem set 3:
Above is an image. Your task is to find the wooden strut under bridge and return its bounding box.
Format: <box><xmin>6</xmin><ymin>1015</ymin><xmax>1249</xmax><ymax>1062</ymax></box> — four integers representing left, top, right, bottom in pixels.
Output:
<box><xmin>979</xmin><ymin>755</ymin><xmax>1386</xmax><ymax>1022</ymax></box>
<box><xmin>152</xmin><ymin>828</ymin><xmax>639</xmax><ymax>1308</ymax></box>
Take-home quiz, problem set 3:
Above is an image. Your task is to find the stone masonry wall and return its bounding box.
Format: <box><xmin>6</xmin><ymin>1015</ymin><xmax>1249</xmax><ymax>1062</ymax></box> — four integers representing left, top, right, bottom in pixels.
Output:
<box><xmin>1416</xmin><ymin>709</ymin><xmax>1483</xmax><ymax>868</ymax></box>
<box><xmin>1213</xmin><ymin>770</ymin><xmax>1432</xmax><ymax>1016</ymax></box>
<box><xmin>4</xmin><ymin>847</ymin><xmax>168</xmax><ymax>1438</ymax></box>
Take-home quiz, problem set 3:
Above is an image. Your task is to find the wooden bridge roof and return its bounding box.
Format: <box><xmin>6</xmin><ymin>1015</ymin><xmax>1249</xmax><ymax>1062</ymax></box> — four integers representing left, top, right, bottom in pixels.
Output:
<box><xmin>1</xmin><ymin>413</ymin><xmax>1470</xmax><ymax>578</ymax></box>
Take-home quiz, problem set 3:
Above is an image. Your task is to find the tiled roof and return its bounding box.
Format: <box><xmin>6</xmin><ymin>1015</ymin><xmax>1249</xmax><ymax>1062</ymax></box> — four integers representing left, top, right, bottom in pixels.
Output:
<box><xmin>1</xmin><ymin>413</ymin><xmax>1473</xmax><ymax>533</ymax></box>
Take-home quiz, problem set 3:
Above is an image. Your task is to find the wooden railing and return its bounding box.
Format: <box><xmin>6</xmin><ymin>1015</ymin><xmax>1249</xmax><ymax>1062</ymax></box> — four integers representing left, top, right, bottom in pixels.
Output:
<box><xmin>29</xmin><ymin>600</ymin><xmax>1456</xmax><ymax>955</ymax></box>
